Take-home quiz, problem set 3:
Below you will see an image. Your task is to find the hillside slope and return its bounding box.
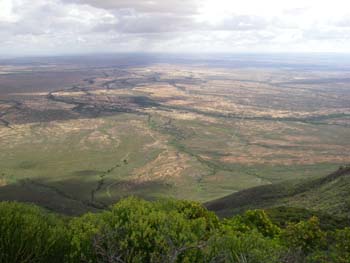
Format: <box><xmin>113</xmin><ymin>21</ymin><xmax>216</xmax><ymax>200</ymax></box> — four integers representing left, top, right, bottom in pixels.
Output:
<box><xmin>205</xmin><ymin>166</ymin><xmax>350</xmax><ymax>218</ymax></box>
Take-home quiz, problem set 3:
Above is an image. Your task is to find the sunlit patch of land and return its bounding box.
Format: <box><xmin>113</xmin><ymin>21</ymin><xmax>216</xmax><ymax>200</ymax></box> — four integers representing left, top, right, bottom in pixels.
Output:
<box><xmin>0</xmin><ymin>58</ymin><xmax>349</xmax><ymax>214</ymax></box>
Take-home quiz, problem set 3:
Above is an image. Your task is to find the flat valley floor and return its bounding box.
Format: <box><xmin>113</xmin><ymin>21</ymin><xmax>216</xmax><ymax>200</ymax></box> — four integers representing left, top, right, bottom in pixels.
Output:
<box><xmin>0</xmin><ymin>56</ymin><xmax>349</xmax><ymax>214</ymax></box>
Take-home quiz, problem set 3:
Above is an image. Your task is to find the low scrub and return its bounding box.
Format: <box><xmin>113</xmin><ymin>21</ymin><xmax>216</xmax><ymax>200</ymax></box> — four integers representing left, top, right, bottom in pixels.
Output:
<box><xmin>0</xmin><ymin>198</ymin><xmax>349</xmax><ymax>262</ymax></box>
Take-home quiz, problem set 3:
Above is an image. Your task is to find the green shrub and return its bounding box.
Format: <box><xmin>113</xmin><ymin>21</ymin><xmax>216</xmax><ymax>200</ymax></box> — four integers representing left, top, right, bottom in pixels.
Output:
<box><xmin>206</xmin><ymin>230</ymin><xmax>285</xmax><ymax>263</ymax></box>
<box><xmin>68</xmin><ymin>212</ymin><xmax>104</xmax><ymax>262</ymax></box>
<box><xmin>282</xmin><ymin>216</ymin><xmax>326</xmax><ymax>254</ymax></box>
<box><xmin>67</xmin><ymin>197</ymin><xmax>218</xmax><ymax>262</ymax></box>
<box><xmin>328</xmin><ymin>227</ymin><xmax>350</xmax><ymax>263</ymax></box>
<box><xmin>156</xmin><ymin>199</ymin><xmax>219</xmax><ymax>232</ymax></box>
<box><xmin>0</xmin><ymin>199</ymin><xmax>348</xmax><ymax>263</ymax></box>
<box><xmin>98</xmin><ymin>197</ymin><xmax>211</xmax><ymax>262</ymax></box>
<box><xmin>0</xmin><ymin>202</ymin><xmax>69</xmax><ymax>263</ymax></box>
<box><xmin>222</xmin><ymin>209</ymin><xmax>280</xmax><ymax>238</ymax></box>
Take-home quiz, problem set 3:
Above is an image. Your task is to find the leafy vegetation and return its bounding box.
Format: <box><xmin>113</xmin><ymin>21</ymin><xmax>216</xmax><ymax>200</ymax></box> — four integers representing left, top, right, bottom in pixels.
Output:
<box><xmin>1</xmin><ymin>197</ymin><xmax>350</xmax><ymax>263</ymax></box>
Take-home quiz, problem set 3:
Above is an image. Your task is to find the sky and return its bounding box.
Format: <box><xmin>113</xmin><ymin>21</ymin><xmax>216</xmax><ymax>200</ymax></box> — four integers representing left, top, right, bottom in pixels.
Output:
<box><xmin>1</xmin><ymin>0</ymin><xmax>350</xmax><ymax>56</ymax></box>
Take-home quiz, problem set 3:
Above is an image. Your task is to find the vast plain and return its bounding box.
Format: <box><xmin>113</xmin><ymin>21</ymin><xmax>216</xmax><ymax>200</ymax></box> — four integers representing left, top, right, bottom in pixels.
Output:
<box><xmin>0</xmin><ymin>54</ymin><xmax>349</xmax><ymax>214</ymax></box>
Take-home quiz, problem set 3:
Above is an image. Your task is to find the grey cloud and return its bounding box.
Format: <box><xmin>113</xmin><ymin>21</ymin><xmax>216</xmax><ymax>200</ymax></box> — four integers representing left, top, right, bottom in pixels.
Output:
<box><xmin>93</xmin><ymin>11</ymin><xmax>194</xmax><ymax>33</ymax></box>
<box><xmin>64</xmin><ymin>0</ymin><xmax>199</xmax><ymax>15</ymax></box>
<box><xmin>60</xmin><ymin>0</ymin><xmax>201</xmax><ymax>35</ymax></box>
<box><xmin>1</xmin><ymin>0</ymin><xmax>350</xmax><ymax>55</ymax></box>
<box><xmin>0</xmin><ymin>0</ymin><xmax>115</xmax><ymax>37</ymax></box>
<box><xmin>93</xmin><ymin>12</ymin><xmax>270</xmax><ymax>35</ymax></box>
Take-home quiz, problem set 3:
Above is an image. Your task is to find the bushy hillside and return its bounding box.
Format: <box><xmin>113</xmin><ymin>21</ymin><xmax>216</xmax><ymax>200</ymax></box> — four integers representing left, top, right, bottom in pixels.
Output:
<box><xmin>1</xmin><ymin>197</ymin><xmax>350</xmax><ymax>263</ymax></box>
<box><xmin>206</xmin><ymin>166</ymin><xmax>350</xmax><ymax>218</ymax></box>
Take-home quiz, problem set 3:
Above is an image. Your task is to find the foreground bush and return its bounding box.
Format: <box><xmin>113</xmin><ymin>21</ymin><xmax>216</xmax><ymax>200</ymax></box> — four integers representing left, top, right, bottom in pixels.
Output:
<box><xmin>0</xmin><ymin>202</ymin><xmax>69</xmax><ymax>263</ymax></box>
<box><xmin>69</xmin><ymin>198</ymin><xmax>218</xmax><ymax>262</ymax></box>
<box><xmin>0</xmin><ymin>198</ymin><xmax>349</xmax><ymax>262</ymax></box>
<box><xmin>282</xmin><ymin>216</ymin><xmax>326</xmax><ymax>254</ymax></box>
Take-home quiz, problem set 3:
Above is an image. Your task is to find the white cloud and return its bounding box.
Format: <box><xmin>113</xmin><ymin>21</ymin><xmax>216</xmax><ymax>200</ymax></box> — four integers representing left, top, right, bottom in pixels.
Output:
<box><xmin>0</xmin><ymin>0</ymin><xmax>350</xmax><ymax>55</ymax></box>
<box><xmin>0</xmin><ymin>0</ymin><xmax>19</xmax><ymax>22</ymax></box>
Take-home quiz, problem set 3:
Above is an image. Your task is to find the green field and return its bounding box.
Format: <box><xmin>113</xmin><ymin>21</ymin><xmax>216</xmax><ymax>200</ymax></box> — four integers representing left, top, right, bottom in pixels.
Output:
<box><xmin>0</xmin><ymin>63</ymin><xmax>349</xmax><ymax>214</ymax></box>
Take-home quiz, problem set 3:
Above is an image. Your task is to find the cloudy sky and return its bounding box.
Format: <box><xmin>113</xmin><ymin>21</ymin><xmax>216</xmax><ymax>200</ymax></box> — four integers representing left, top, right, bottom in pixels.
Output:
<box><xmin>1</xmin><ymin>0</ymin><xmax>350</xmax><ymax>56</ymax></box>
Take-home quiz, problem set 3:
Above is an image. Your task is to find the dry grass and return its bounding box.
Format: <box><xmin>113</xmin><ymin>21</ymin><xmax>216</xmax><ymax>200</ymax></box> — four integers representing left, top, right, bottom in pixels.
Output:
<box><xmin>0</xmin><ymin>62</ymin><xmax>349</xmax><ymax>210</ymax></box>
